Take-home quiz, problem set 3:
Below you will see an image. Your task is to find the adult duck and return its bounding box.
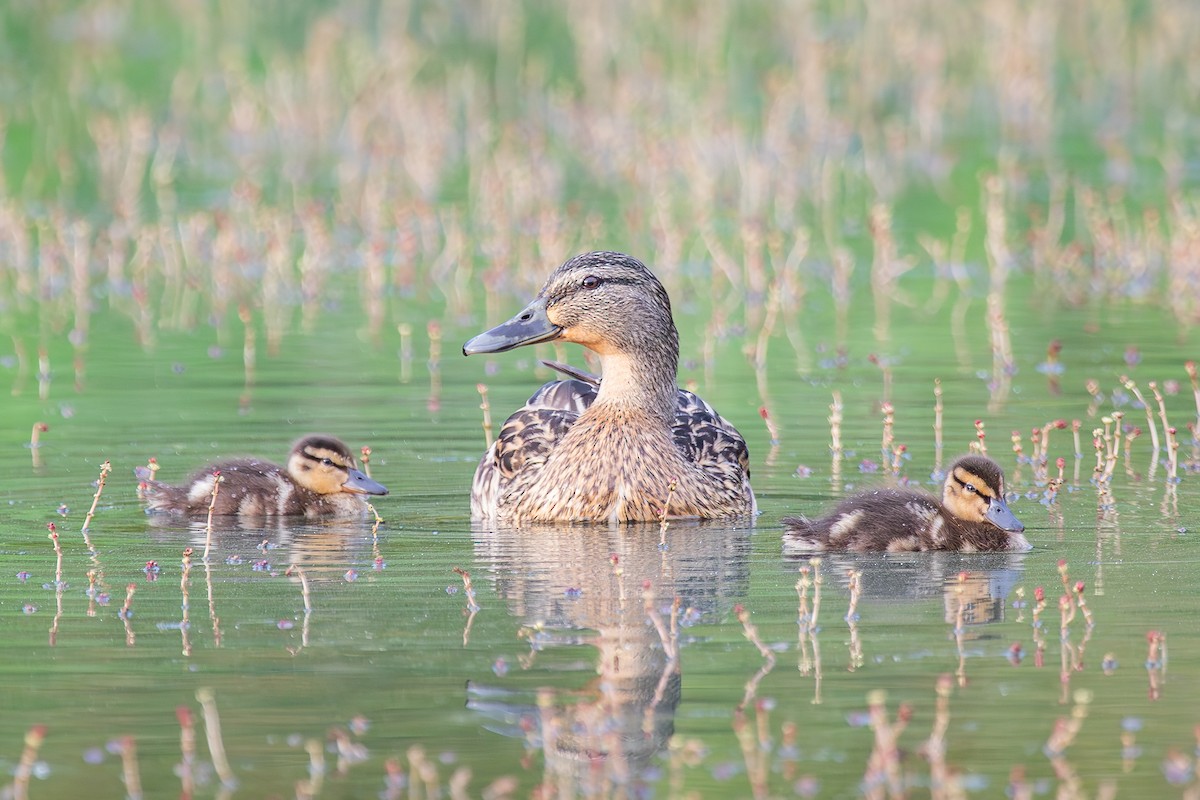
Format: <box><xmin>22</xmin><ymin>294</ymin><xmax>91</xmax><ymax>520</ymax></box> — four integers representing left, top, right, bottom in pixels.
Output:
<box><xmin>463</xmin><ymin>251</ymin><xmax>755</xmax><ymax>523</ymax></box>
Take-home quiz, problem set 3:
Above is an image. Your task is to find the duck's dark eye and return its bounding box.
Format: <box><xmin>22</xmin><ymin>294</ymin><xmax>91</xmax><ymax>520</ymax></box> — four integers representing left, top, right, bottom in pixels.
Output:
<box><xmin>581</xmin><ymin>275</ymin><xmax>601</xmax><ymax>290</ymax></box>
<box><xmin>964</xmin><ymin>483</ymin><xmax>977</xmax><ymax>494</ymax></box>
<box><xmin>322</xmin><ymin>458</ymin><xmax>334</xmax><ymax>466</ymax></box>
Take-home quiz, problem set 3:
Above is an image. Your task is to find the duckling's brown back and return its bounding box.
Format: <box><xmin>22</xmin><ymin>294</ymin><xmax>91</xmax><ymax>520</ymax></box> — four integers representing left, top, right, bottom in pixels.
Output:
<box><xmin>784</xmin><ymin>489</ymin><xmax>943</xmax><ymax>552</ymax></box>
<box><xmin>147</xmin><ymin>458</ymin><xmax>290</xmax><ymax>515</ymax></box>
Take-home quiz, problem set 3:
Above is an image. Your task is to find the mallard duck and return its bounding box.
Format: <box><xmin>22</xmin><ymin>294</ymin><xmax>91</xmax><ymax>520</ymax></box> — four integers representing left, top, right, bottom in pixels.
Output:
<box><xmin>143</xmin><ymin>435</ymin><xmax>388</xmax><ymax>517</ymax></box>
<box><xmin>782</xmin><ymin>455</ymin><xmax>1029</xmax><ymax>552</ymax></box>
<box><xmin>463</xmin><ymin>251</ymin><xmax>755</xmax><ymax>523</ymax></box>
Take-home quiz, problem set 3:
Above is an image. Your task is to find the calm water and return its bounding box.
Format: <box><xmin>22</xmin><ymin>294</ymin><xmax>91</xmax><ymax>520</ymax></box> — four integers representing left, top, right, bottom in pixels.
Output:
<box><xmin>5</xmin><ymin>2</ymin><xmax>1200</xmax><ymax>796</ymax></box>
<box><xmin>3</xmin><ymin>287</ymin><xmax>1200</xmax><ymax>798</ymax></box>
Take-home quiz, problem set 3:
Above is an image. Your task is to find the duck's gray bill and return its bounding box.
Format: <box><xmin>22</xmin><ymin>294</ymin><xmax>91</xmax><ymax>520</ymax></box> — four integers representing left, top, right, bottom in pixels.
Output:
<box><xmin>463</xmin><ymin>297</ymin><xmax>561</xmax><ymax>356</ymax></box>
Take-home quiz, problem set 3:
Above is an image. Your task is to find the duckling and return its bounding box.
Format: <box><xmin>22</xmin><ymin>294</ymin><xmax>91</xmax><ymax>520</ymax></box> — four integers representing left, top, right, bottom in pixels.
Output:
<box><xmin>463</xmin><ymin>251</ymin><xmax>755</xmax><ymax>523</ymax></box>
<box><xmin>782</xmin><ymin>455</ymin><xmax>1029</xmax><ymax>553</ymax></box>
<box><xmin>143</xmin><ymin>435</ymin><xmax>388</xmax><ymax>518</ymax></box>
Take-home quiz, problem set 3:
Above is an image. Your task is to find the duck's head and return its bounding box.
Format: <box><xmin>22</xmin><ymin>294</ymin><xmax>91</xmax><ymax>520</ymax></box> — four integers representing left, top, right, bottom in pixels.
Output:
<box><xmin>463</xmin><ymin>251</ymin><xmax>678</xmax><ymax>359</ymax></box>
<box><xmin>942</xmin><ymin>455</ymin><xmax>1028</xmax><ymax>547</ymax></box>
<box><xmin>286</xmin><ymin>435</ymin><xmax>389</xmax><ymax>497</ymax></box>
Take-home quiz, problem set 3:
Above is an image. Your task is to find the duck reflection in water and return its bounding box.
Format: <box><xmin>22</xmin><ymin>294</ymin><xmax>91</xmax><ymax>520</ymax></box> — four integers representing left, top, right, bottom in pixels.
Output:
<box><xmin>145</xmin><ymin>515</ymin><xmax>386</xmax><ymax>582</ymax></box>
<box><xmin>468</xmin><ymin>522</ymin><xmax>751</xmax><ymax>792</ymax></box>
<box><xmin>790</xmin><ymin>551</ymin><xmax>1029</xmax><ymax>630</ymax></box>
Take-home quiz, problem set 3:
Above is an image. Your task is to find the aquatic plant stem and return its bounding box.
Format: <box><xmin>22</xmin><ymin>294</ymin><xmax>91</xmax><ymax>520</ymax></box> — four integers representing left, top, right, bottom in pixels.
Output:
<box><xmin>196</xmin><ymin>687</ymin><xmax>237</xmax><ymax>788</ymax></box>
<box><xmin>795</xmin><ymin>564</ymin><xmax>823</xmax><ymax>690</ymax></box>
<box><xmin>288</xmin><ymin>565</ymin><xmax>312</xmax><ymax>613</ymax></box>
<box><xmin>1043</xmin><ymin>689</ymin><xmax>1092</xmax><ymax>796</ymax></box>
<box><xmin>1187</xmin><ymin>361</ymin><xmax>1200</xmax><ymax>441</ymax></box>
<box><xmin>453</xmin><ymin>566</ymin><xmax>480</xmax><ymax>646</ymax></box>
<box><xmin>477</xmin><ymin>383</ymin><xmax>493</xmax><ymax>449</ymax></box>
<box><xmin>933</xmin><ymin>379</ymin><xmax>944</xmax><ymax>465</ymax></box>
<box><xmin>1121</xmin><ymin>376</ymin><xmax>1160</xmax><ymax>454</ymax></box>
<box><xmin>121</xmin><ymin>583</ymin><xmax>137</xmax><ymax>646</ymax></box>
<box><xmin>734</xmin><ymin>603</ymin><xmax>777</xmax><ymax>713</ymax></box>
<box><xmin>29</xmin><ymin>421</ymin><xmax>48</xmax><ymax>470</ymax></box>
<box><xmin>759</xmin><ymin>406</ymin><xmax>781</xmax><ymax>447</ymax></box>
<box><xmin>80</xmin><ymin>459</ymin><xmax>112</xmax><ymax>550</ymax></box>
<box><xmin>1145</xmin><ymin>631</ymin><xmax>1166</xmax><ymax>701</ymax></box>
<box><xmin>925</xmin><ymin>674</ymin><xmax>954</xmax><ymax>800</ymax></box>
<box><xmin>657</xmin><ymin>478</ymin><xmax>678</xmax><ymax>537</ymax></box>
<box><xmin>863</xmin><ymin>689</ymin><xmax>908</xmax><ymax>800</ymax></box>
<box><xmin>205</xmin><ymin>556</ymin><xmax>222</xmax><ymax>647</ymax></box>
<box><xmin>427</xmin><ymin>320</ymin><xmax>442</xmax><ymax>413</ymax></box>
<box><xmin>48</xmin><ymin>524</ymin><xmax>63</xmax><ymax>646</ymax></box>
<box><xmin>829</xmin><ymin>391</ymin><xmax>843</xmax><ymax>458</ymax></box>
<box><xmin>880</xmin><ymin>402</ymin><xmax>894</xmax><ymax>462</ymax></box>
<box><xmin>11</xmin><ymin>724</ymin><xmax>47</xmax><ymax>800</ymax></box>
<box><xmin>202</xmin><ymin>471</ymin><xmax>222</xmax><ymax>561</ymax></box>
<box><xmin>180</xmin><ymin>548</ymin><xmax>192</xmax><ymax>657</ymax></box>
<box><xmin>398</xmin><ymin>323</ymin><xmax>413</xmax><ymax>384</ymax></box>
<box><xmin>120</xmin><ymin>736</ymin><xmax>143</xmax><ymax>800</ymax></box>
<box><xmin>176</xmin><ymin>706</ymin><xmax>195</xmax><ymax>798</ymax></box>
<box><xmin>846</xmin><ymin>567</ymin><xmax>863</xmax><ymax>673</ymax></box>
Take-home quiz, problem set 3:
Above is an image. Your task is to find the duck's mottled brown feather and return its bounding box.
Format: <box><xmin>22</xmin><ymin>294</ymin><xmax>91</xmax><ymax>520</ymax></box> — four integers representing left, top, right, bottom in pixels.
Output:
<box><xmin>472</xmin><ymin>380</ymin><xmax>752</xmax><ymax>523</ymax></box>
<box><xmin>466</xmin><ymin>252</ymin><xmax>755</xmax><ymax>524</ymax></box>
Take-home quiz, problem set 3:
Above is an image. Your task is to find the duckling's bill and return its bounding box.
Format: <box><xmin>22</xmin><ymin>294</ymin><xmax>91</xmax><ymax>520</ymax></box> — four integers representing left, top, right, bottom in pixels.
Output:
<box><xmin>463</xmin><ymin>297</ymin><xmax>561</xmax><ymax>355</ymax></box>
<box><xmin>986</xmin><ymin>496</ymin><xmax>1031</xmax><ymax>551</ymax></box>
<box><xmin>342</xmin><ymin>468</ymin><xmax>389</xmax><ymax>496</ymax></box>
<box><xmin>985</xmin><ymin>496</ymin><xmax>1023</xmax><ymax>533</ymax></box>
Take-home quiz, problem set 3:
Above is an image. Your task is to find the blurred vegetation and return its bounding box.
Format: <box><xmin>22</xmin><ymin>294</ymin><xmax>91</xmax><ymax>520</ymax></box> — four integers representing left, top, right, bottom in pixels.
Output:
<box><xmin>2</xmin><ymin>0</ymin><xmax>1198</xmax><ymax>355</ymax></box>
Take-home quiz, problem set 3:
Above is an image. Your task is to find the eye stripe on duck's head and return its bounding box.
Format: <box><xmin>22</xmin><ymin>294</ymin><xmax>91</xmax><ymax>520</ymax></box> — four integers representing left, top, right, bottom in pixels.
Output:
<box><xmin>293</xmin><ymin>435</ymin><xmax>357</xmax><ymax>470</ymax></box>
<box><xmin>951</xmin><ymin>468</ymin><xmax>993</xmax><ymax>499</ymax></box>
<box><xmin>542</xmin><ymin>252</ymin><xmax>672</xmax><ymax>309</ymax></box>
<box><xmin>538</xmin><ymin>252</ymin><xmax>678</xmax><ymax>356</ymax></box>
<box><xmin>947</xmin><ymin>456</ymin><xmax>1005</xmax><ymax>497</ymax></box>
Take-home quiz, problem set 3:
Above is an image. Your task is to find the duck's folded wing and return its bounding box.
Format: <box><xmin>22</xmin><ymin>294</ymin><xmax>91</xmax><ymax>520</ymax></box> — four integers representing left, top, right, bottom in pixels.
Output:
<box><xmin>672</xmin><ymin>389</ymin><xmax>753</xmax><ymax>498</ymax></box>
<box><xmin>471</xmin><ymin>379</ymin><xmax>595</xmax><ymax>517</ymax></box>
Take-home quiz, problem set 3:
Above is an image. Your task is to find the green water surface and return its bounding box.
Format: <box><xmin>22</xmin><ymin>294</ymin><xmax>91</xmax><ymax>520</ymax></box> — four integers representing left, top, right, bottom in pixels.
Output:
<box><xmin>4</xmin><ymin>2</ymin><xmax>1200</xmax><ymax>798</ymax></box>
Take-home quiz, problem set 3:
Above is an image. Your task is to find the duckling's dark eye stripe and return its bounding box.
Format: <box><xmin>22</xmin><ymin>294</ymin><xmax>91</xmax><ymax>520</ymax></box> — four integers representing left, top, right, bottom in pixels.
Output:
<box><xmin>953</xmin><ymin>471</ymin><xmax>994</xmax><ymax>499</ymax></box>
<box><xmin>301</xmin><ymin>449</ymin><xmax>343</xmax><ymax>467</ymax></box>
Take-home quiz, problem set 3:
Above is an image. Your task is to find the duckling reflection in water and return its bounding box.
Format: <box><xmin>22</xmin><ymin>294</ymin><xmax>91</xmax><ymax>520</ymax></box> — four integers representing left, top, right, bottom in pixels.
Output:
<box><xmin>142</xmin><ymin>435</ymin><xmax>388</xmax><ymax>518</ymax></box>
<box><xmin>463</xmin><ymin>251</ymin><xmax>755</xmax><ymax>523</ymax></box>
<box><xmin>782</xmin><ymin>455</ymin><xmax>1029</xmax><ymax>553</ymax></box>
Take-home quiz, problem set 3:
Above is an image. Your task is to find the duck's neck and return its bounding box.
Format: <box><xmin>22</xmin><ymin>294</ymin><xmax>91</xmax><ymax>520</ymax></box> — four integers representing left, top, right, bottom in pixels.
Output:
<box><xmin>593</xmin><ymin>349</ymin><xmax>679</xmax><ymax>424</ymax></box>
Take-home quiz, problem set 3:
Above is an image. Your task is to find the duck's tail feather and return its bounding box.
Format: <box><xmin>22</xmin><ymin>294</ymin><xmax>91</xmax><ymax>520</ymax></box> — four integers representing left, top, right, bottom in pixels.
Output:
<box><xmin>139</xmin><ymin>479</ymin><xmax>194</xmax><ymax>514</ymax></box>
<box><xmin>780</xmin><ymin>515</ymin><xmax>829</xmax><ymax>552</ymax></box>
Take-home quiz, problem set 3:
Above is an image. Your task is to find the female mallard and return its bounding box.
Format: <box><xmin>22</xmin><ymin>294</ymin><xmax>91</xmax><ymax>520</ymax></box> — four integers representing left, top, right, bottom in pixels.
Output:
<box><xmin>782</xmin><ymin>455</ymin><xmax>1029</xmax><ymax>552</ymax></box>
<box><xmin>463</xmin><ymin>251</ymin><xmax>755</xmax><ymax>523</ymax></box>
<box><xmin>143</xmin><ymin>435</ymin><xmax>388</xmax><ymax>518</ymax></box>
